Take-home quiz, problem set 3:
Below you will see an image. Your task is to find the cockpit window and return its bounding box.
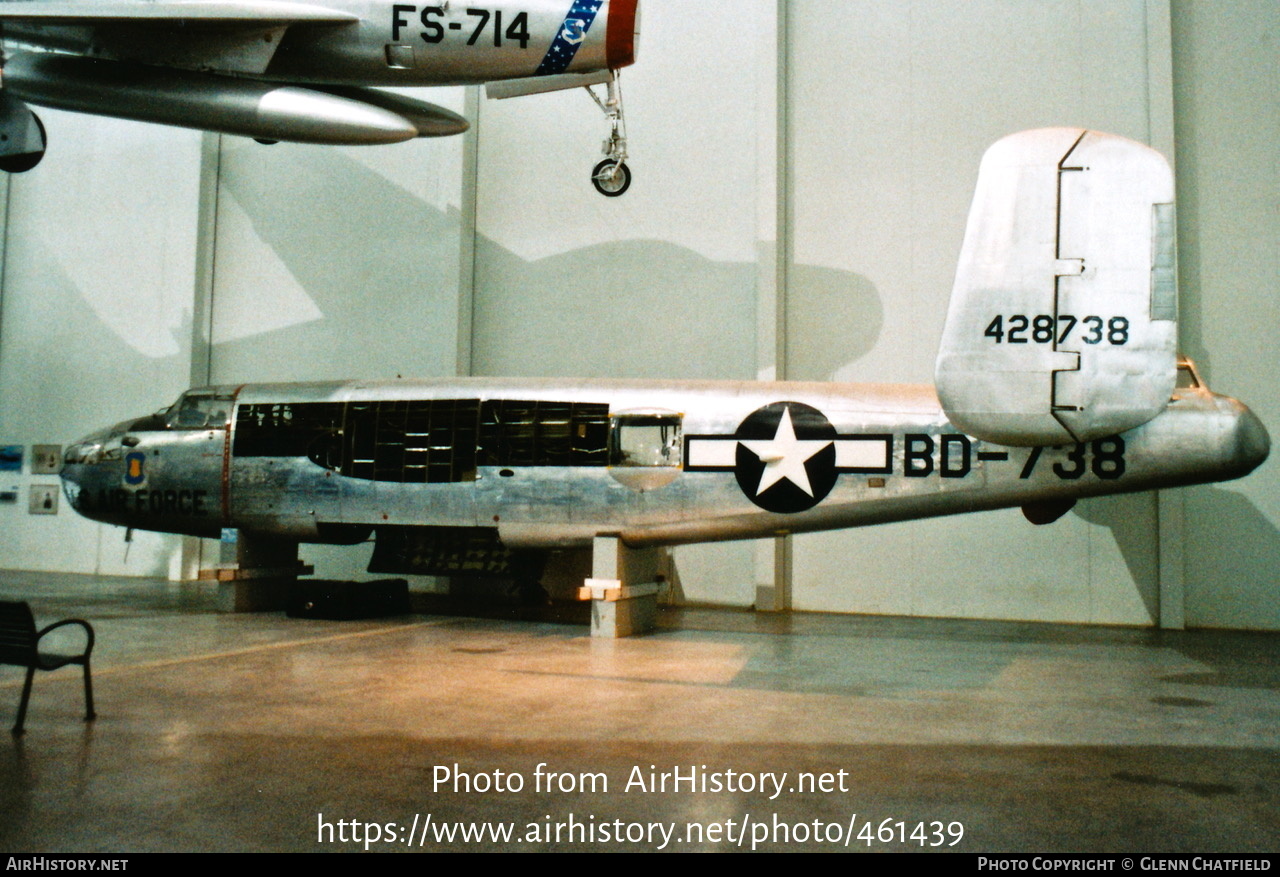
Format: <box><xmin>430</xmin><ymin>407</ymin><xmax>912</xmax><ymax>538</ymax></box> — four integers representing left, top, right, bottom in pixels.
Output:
<box><xmin>64</xmin><ymin>437</ymin><xmax>120</xmax><ymax>465</ymax></box>
<box><xmin>165</xmin><ymin>394</ymin><xmax>233</xmax><ymax>430</ymax></box>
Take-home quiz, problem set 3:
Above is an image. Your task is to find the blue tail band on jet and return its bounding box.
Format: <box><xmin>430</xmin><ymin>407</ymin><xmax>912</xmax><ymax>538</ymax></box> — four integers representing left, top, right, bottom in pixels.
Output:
<box><xmin>535</xmin><ymin>0</ymin><xmax>603</xmax><ymax>74</ymax></box>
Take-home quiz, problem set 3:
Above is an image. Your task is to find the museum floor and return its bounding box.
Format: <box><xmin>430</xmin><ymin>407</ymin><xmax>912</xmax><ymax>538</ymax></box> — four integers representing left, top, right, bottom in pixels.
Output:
<box><xmin>1</xmin><ymin>570</ymin><xmax>1277</xmax><ymax>853</ymax></box>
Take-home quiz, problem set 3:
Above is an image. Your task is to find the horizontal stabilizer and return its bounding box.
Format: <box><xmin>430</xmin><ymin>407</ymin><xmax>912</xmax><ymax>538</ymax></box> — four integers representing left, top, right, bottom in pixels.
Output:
<box><xmin>936</xmin><ymin>128</ymin><xmax>1178</xmax><ymax>446</ymax></box>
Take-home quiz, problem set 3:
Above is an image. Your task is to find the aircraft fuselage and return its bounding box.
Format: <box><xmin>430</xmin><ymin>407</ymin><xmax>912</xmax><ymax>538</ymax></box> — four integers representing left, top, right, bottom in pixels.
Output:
<box><xmin>0</xmin><ymin>0</ymin><xmax>638</xmax><ymax>85</ymax></box>
<box><xmin>60</xmin><ymin>367</ymin><xmax>1269</xmax><ymax>554</ymax></box>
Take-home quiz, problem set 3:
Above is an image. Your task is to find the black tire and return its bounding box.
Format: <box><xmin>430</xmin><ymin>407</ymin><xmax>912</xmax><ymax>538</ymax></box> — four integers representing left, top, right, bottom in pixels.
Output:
<box><xmin>592</xmin><ymin>159</ymin><xmax>631</xmax><ymax>197</ymax></box>
<box><xmin>0</xmin><ymin>112</ymin><xmax>45</xmax><ymax>174</ymax></box>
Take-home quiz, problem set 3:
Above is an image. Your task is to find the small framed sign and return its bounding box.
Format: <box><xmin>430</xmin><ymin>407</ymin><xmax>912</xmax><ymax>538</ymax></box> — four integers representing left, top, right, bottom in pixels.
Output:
<box><xmin>0</xmin><ymin>446</ymin><xmax>22</xmax><ymax>473</ymax></box>
<box><xmin>31</xmin><ymin>445</ymin><xmax>62</xmax><ymax>475</ymax></box>
<box><xmin>29</xmin><ymin>484</ymin><xmax>58</xmax><ymax>515</ymax></box>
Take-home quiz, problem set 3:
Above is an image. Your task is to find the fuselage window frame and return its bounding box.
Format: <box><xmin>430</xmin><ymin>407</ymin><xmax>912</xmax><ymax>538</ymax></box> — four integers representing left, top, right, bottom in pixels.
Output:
<box><xmin>608</xmin><ymin>413</ymin><xmax>683</xmax><ymax>469</ymax></box>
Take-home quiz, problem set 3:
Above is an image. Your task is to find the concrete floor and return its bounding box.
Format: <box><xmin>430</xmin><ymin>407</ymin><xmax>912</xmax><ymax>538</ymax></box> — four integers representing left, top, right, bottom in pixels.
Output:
<box><xmin>1</xmin><ymin>570</ymin><xmax>1278</xmax><ymax>853</ymax></box>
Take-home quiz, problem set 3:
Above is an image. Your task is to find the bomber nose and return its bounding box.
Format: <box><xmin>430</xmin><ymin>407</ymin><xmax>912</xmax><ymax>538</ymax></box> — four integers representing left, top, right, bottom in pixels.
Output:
<box><xmin>59</xmin><ymin>426</ymin><xmax>123</xmax><ymax>514</ymax></box>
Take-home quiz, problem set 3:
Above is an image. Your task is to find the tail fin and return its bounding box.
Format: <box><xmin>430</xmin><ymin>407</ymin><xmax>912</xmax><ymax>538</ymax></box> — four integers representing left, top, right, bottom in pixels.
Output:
<box><xmin>935</xmin><ymin>128</ymin><xmax>1177</xmax><ymax>447</ymax></box>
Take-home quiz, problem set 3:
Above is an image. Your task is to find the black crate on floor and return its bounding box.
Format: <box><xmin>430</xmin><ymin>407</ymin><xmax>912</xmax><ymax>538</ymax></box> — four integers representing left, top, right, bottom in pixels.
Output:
<box><xmin>287</xmin><ymin>579</ymin><xmax>410</xmax><ymax>620</ymax></box>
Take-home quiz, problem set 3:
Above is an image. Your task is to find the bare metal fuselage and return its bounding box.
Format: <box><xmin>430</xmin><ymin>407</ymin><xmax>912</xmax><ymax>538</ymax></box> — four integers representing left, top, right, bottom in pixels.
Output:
<box><xmin>59</xmin><ymin>369</ymin><xmax>1269</xmax><ymax>554</ymax></box>
<box><xmin>0</xmin><ymin>0</ymin><xmax>637</xmax><ymax>87</ymax></box>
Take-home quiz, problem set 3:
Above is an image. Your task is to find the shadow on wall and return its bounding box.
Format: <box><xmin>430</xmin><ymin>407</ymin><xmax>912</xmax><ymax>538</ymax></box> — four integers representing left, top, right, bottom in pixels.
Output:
<box><xmin>1074</xmin><ymin>494</ymin><xmax>1160</xmax><ymax>624</ymax></box>
<box><xmin>213</xmin><ymin>147</ymin><xmax>465</xmax><ymax>383</ymax></box>
<box><xmin>1075</xmin><ymin>485</ymin><xmax>1280</xmax><ymax>631</ymax></box>
<box><xmin>4</xmin><ymin>234</ymin><xmax>192</xmax><ymax>439</ymax></box>
<box><xmin>472</xmin><ymin>242</ymin><xmax>884</xmax><ymax>381</ymax></box>
<box><xmin>474</xmin><ymin>236</ymin><xmax>758</xmax><ymax>380</ymax></box>
<box><xmin>1183</xmin><ymin>485</ymin><xmax>1280</xmax><ymax>629</ymax></box>
<box><xmin>214</xmin><ymin>147</ymin><xmax>887</xmax><ymax>383</ymax></box>
<box><xmin>786</xmin><ymin>265</ymin><xmax>884</xmax><ymax>382</ymax></box>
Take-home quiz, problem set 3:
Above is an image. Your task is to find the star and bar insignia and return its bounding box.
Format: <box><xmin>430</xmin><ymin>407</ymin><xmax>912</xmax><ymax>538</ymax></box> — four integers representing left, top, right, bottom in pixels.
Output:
<box><xmin>685</xmin><ymin>402</ymin><xmax>892</xmax><ymax>513</ymax></box>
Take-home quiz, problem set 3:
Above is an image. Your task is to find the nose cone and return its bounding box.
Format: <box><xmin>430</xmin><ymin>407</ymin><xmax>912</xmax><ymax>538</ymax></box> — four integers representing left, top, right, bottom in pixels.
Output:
<box><xmin>1231</xmin><ymin>405</ymin><xmax>1271</xmax><ymax>476</ymax></box>
<box><xmin>60</xmin><ymin>435</ymin><xmax>100</xmax><ymax>514</ymax></box>
<box><xmin>606</xmin><ymin>0</ymin><xmax>639</xmax><ymax>69</ymax></box>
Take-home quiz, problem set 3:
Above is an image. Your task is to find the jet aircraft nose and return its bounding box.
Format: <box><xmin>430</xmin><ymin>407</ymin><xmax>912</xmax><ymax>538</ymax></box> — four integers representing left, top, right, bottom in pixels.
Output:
<box><xmin>607</xmin><ymin>0</ymin><xmax>640</xmax><ymax>69</ymax></box>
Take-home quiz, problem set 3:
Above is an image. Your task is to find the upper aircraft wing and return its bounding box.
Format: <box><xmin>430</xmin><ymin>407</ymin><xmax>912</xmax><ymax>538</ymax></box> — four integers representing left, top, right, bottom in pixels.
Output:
<box><xmin>0</xmin><ymin>1</ymin><xmax>358</xmax><ymax>23</ymax></box>
<box><xmin>0</xmin><ymin>1</ymin><xmax>359</xmax><ymax>74</ymax></box>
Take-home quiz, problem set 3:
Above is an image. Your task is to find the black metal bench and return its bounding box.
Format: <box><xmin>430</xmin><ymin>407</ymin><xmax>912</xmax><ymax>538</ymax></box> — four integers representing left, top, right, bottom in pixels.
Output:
<box><xmin>0</xmin><ymin>601</ymin><xmax>96</xmax><ymax>735</ymax></box>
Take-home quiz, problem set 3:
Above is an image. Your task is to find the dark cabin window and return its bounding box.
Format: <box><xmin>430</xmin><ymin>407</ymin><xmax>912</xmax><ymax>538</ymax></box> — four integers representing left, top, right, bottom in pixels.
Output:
<box><xmin>233</xmin><ymin>398</ymin><xmax>611</xmax><ymax>482</ymax></box>
<box><xmin>343</xmin><ymin>399</ymin><xmax>481</xmax><ymax>483</ymax></box>
<box><xmin>478</xmin><ymin>400</ymin><xmax>609</xmax><ymax>467</ymax></box>
<box><xmin>234</xmin><ymin>403</ymin><xmax>344</xmax><ymax>459</ymax></box>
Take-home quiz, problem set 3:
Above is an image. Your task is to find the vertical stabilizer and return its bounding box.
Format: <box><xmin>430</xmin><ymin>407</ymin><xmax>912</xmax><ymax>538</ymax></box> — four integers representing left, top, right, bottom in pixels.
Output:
<box><xmin>935</xmin><ymin>128</ymin><xmax>1177</xmax><ymax>447</ymax></box>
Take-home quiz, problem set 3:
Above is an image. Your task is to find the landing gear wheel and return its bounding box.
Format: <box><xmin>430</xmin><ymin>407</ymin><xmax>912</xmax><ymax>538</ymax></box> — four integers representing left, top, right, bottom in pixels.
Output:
<box><xmin>592</xmin><ymin>159</ymin><xmax>631</xmax><ymax>197</ymax></box>
<box><xmin>0</xmin><ymin>112</ymin><xmax>45</xmax><ymax>174</ymax></box>
<box><xmin>585</xmin><ymin>73</ymin><xmax>631</xmax><ymax>197</ymax></box>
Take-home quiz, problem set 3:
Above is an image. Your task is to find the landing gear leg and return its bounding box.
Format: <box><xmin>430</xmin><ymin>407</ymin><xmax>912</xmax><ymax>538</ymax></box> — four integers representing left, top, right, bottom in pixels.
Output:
<box><xmin>586</xmin><ymin>73</ymin><xmax>630</xmax><ymax>197</ymax></box>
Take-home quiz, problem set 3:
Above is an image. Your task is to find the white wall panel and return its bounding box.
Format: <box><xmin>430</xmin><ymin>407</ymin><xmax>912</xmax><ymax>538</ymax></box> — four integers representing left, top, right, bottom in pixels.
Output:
<box><xmin>787</xmin><ymin>1</ymin><xmax>1170</xmax><ymax>624</ymax></box>
<box><xmin>1171</xmin><ymin>0</ymin><xmax>1280</xmax><ymax>629</ymax></box>
<box><xmin>0</xmin><ymin>112</ymin><xmax>202</xmax><ymax>575</ymax></box>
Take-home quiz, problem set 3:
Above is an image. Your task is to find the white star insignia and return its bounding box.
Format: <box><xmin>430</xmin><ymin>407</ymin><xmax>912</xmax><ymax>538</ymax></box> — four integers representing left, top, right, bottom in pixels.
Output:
<box><xmin>739</xmin><ymin>406</ymin><xmax>832</xmax><ymax>497</ymax></box>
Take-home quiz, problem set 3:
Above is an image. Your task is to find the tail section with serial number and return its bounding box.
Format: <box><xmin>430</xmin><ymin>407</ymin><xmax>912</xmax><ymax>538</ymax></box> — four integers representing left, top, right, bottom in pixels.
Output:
<box><xmin>935</xmin><ymin>128</ymin><xmax>1178</xmax><ymax>447</ymax></box>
